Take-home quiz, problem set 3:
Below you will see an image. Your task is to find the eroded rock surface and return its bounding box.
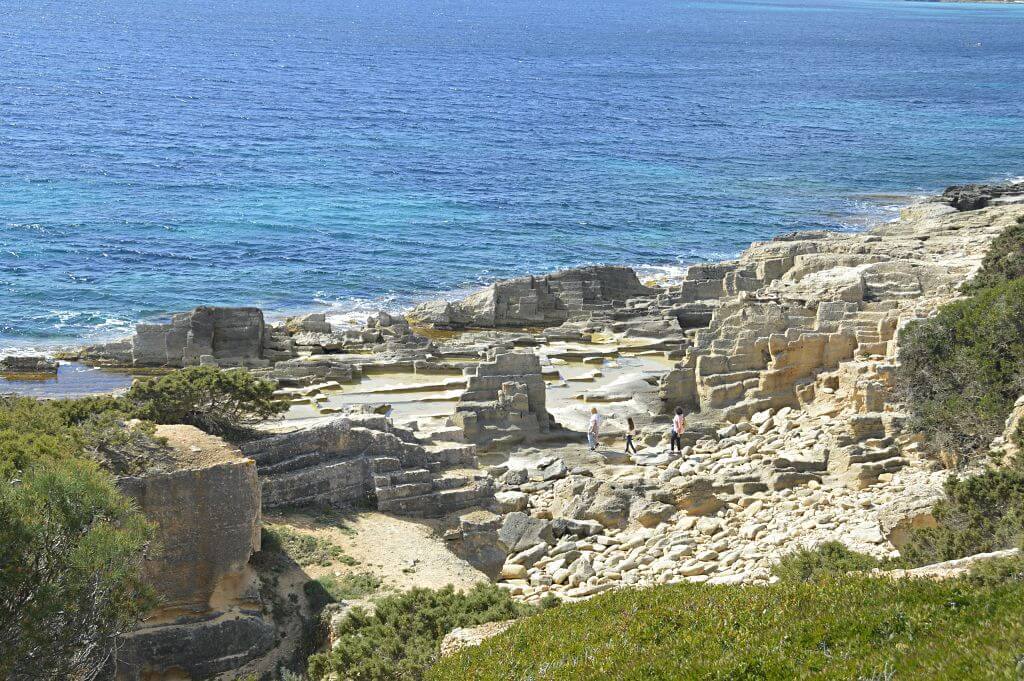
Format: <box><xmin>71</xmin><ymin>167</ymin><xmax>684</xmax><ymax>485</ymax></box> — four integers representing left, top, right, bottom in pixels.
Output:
<box><xmin>114</xmin><ymin>426</ymin><xmax>273</xmax><ymax>681</ymax></box>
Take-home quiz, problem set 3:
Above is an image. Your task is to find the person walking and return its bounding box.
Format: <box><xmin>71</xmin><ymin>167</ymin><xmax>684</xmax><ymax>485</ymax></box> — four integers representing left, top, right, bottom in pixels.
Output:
<box><xmin>588</xmin><ymin>407</ymin><xmax>602</xmax><ymax>451</ymax></box>
<box><xmin>671</xmin><ymin>406</ymin><xmax>686</xmax><ymax>452</ymax></box>
<box><xmin>625</xmin><ymin>416</ymin><xmax>638</xmax><ymax>455</ymax></box>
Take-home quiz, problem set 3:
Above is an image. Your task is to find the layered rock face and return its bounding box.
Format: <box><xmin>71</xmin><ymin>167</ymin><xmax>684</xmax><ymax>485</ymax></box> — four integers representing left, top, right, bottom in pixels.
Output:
<box><xmin>408</xmin><ymin>266</ymin><xmax>657</xmax><ymax>330</ymax></box>
<box><xmin>0</xmin><ymin>355</ymin><xmax>58</xmax><ymax>374</ymax></box>
<box><xmin>242</xmin><ymin>415</ymin><xmax>494</xmax><ymax>517</ymax></box>
<box><xmin>451</xmin><ymin>351</ymin><xmax>555</xmax><ymax>449</ymax></box>
<box><xmin>82</xmin><ymin>306</ymin><xmax>295</xmax><ymax>368</ymax></box>
<box><xmin>659</xmin><ymin>203</ymin><xmax>1024</xmax><ymax>423</ymax></box>
<box><xmin>114</xmin><ymin>426</ymin><xmax>273</xmax><ymax>681</ymax></box>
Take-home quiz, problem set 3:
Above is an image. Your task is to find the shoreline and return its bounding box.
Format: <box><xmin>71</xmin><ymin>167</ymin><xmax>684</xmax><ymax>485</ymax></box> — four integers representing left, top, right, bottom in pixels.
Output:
<box><xmin>1</xmin><ymin>191</ymin><xmax>917</xmax><ymax>359</ymax></box>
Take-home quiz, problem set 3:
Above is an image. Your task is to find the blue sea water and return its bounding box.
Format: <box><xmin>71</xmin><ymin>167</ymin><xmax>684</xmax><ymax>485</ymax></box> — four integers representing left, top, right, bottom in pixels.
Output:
<box><xmin>1</xmin><ymin>0</ymin><xmax>1023</xmax><ymax>350</ymax></box>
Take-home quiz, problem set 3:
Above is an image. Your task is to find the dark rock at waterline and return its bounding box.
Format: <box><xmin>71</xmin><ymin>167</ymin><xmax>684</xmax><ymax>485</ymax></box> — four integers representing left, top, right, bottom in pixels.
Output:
<box><xmin>0</xmin><ymin>355</ymin><xmax>58</xmax><ymax>374</ymax></box>
<box><xmin>943</xmin><ymin>181</ymin><xmax>1024</xmax><ymax>212</ymax></box>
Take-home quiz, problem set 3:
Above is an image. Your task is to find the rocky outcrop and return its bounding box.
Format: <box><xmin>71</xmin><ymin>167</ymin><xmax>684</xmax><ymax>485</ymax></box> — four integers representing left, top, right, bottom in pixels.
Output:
<box><xmin>0</xmin><ymin>355</ymin><xmax>58</xmax><ymax>374</ymax></box>
<box><xmin>82</xmin><ymin>306</ymin><xmax>295</xmax><ymax>368</ymax></box>
<box><xmin>942</xmin><ymin>180</ymin><xmax>1024</xmax><ymax>212</ymax></box>
<box><xmin>408</xmin><ymin>266</ymin><xmax>657</xmax><ymax>330</ymax></box>
<box><xmin>451</xmin><ymin>350</ymin><xmax>556</xmax><ymax>449</ymax></box>
<box><xmin>661</xmin><ymin>203</ymin><xmax>1024</xmax><ymax>422</ymax></box>
<box><xmin>241</xmin><ymin>415</ymin><xmax>494</xmax><ymax>517</ymax></box>
<box><xmin>114</xmin><ymin>426</ymin><xmax>273</xmax><ymax>681</ymax></box>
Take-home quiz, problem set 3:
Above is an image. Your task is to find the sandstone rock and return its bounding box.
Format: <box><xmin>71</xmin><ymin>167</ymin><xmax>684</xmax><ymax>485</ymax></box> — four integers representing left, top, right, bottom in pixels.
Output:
<box><xmin>540</xmin><ymin>458</ymin><xmax>568</xmax><ymax>481</ymax></box>
<box><xmin>440</xmin><ymin>620</ymin><xmax>517</xmax><ymax>657</ymax></box>
<box><xmin>550</xmin><ymin>517</ymin><xmax>604</xmax><ymax>538</ymax></box>
<box><xmin>632</xmin><ymin>500</ymin><xmax>676</xmax><ymax>528</ymax></box>
<box><xmin>497</xmin><ymin>512</ymin><xmax>554</xmax><ymax>553</ymax></box>
<box><xmin>409</xmin><ymin>266</ymin><xmax>656</xmax><ymax>330</ymax></box>
<box><xmin>114</xmin><ymin>426</ymin><xmax>272</xmax><ymax>680</ymax></box>
<box><xmin>661</xmin><ymin>477</ymin><xmax>726</xmax><ymax>516</ymax></box>
<box><xmin>494</xmin><ymin>490</ymin><xmax>530</xmax><ymax>513</ymax></box>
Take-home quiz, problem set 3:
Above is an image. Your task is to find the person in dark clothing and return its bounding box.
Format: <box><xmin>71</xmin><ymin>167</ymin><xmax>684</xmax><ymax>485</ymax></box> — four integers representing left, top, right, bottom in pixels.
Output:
<box><xmin>625</xmin><ymin>416</ymin><xmax>638</xmax><ymax>454</ymax></box>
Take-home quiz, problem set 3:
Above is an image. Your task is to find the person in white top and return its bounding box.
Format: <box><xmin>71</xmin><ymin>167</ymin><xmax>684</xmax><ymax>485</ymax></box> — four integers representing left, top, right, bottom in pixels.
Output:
<box><xmin>588</xmin><ymin>407</ymin><xmax>602</xmax><ymax>451</ymax></box>
<box><xmin>671</xmin><ymin>406</ymin><xmax>686</xmax><ymax>452</ymax></box>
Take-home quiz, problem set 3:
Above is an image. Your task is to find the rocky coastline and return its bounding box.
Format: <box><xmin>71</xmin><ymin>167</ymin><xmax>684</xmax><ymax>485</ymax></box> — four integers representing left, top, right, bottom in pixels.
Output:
<box><xmin>25</xmin><ymin>180</ymin><xmax>1024</xmax><ymax>679</ymax></box>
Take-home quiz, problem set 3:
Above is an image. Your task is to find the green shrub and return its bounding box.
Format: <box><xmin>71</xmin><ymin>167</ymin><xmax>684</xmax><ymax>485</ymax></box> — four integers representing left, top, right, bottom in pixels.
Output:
<box><xmin>307</xmin><ymin>572</ymin><xmax>381</xmax><ymax>603</ymax></box>
<box><xmin>307</xmin><ymin>584</ymin><xmax>533</xmax><ymax>681</ymax></box>
<box><xmin>0</xmin><ymin>458</ymin><xmax>155</xmax><ymax>679</ymax></box>
<box><xmin>427</xmin><ymin>576</ymin><xmax>1024</xmax><ymax>680</ymax></box>
<box><xmin>127</xmin><ymin>366</ymin><xmax>285</xmax><ymax>437</ymax></box>
<box><xmin>963</xmin><ymin>216</ymin><xmax>1024</xmax><ymax>293</ymax></box>
<box><xmin>0</xmin><ymin>395</ymin><xmax>164</xmax><ymax>478</ymax></box>
<box><xmin>900</xmin><ymin>463</ymin><xmax>1024</xmax><ymax>566</ymax></box>
<box><xmin>772</xmin><ymin>541</ymin><xmax>882</xmax><ymax>582</ymax></box>
<box><xmin>965</xmin><ymin>552</ymin><xmax>1024</xmax><ymax>587</ymax></box>
<box><xmin>897</xmin><ymin>278</ymin><xmax>1024</xmax><ymax>458</ymax></box>
<box><xmin>262</xmin><ymin>525</ymin><xmax>355</xmax><ymax>568</ymax></box>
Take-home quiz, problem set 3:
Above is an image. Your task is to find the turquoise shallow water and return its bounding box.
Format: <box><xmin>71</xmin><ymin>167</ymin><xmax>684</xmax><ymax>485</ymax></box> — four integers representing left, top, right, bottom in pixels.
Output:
<box><xmin>1</xmin><ymin>0</ymin><xmax>1022</xmax><ymax>350</ymax></box>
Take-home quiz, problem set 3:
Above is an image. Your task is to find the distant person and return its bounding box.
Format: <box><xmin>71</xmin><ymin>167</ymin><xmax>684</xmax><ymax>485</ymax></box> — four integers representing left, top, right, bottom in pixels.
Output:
<box><xmin>625</xmin><ymin>416</ymin><xmax>638</xmax><ymax>455</ymax></box>
<box><xmin>671</xmin><ymin>406</ymin><xmax>686</xmax><ymax>452</ymax></box>
<box><xmin>588</xmin><ymin>407</ymin><xmax>602</xmax><ymax>451</ymax></box>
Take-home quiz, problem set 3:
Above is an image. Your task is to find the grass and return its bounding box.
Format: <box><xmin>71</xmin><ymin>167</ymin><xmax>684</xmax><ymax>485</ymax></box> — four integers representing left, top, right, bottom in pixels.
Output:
<box><xmin>261</xmin><ymin>524</ymin><xmax>357</xmax><ymax>568</ymax></box>
<box><xmin>311</xmin><ymin>572</ymin><xmax>382</xmax><ymax>602</ymax></box>
<box><xmin>427</xmin><ymin>576</ymin><xmax>1024</xmax><ymax>680</ymax></box>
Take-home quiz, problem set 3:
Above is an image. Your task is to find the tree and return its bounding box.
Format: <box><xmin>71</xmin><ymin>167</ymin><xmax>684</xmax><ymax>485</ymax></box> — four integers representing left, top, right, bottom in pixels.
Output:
<box><xmin>0</xmin><ymin>458</ymin><xmax>155</xmax><ymax>680</ymax></box>
<box><xmin>127</xmin><ymin>366</ymin><xmax>285</xmax><ymax>437</ymax></box>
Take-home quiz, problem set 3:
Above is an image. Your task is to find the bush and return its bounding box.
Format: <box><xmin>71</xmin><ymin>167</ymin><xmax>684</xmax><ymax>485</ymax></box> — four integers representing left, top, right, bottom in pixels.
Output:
<box><xmin>0</xmin><ymin>458</ymin><xmax>155</xmax><ymax>680</ymax></box>
<box><xmin>262</xmin><ymin>525</ymin><xmax>356</xmax><ymax>568</ymax></box>
<box><xmin>963</xmin><ymin>216</ymin><xmax>1024</xmax><ymax>293</ymax></box>
<box><xmin>772</xmin><ymin>541</ymin><xmax>882</xmax><ymax>582</ymax></box>
<box><xmin>899</xmin><ymin>463</ymin><xmax>1024</xmax><ymax>566</ymax></box>
<box><xmin>320</xmin><ymin>572</ymin><xmax>381</xmax><ymax>600</ymax></box>
<box><xmin>307</xmin><ymin>572</ymin><xmax>381</xmax><ymax>604</ymax></box>
<box><xmin>427</xmin><ymin>577</ymin><xmax>1024</xmax><ymax>680</ymax></box>
<box><xmin>897</xmin><ymin>278</ymin><xmax>1024</xmax><ymax>458</ymax></box>
<box><xmin>127</xmin><ymin>366</ymin><xmax>285</xmax><ymax>437</ymax></box>
<box><xmin>307</xmin><ymin>584</ymin><xmax>533</xmax><ymax>681</ymax></box>
<box><xmin>966</xmin><ymin>552</ymin><xmax>1024</xmax><ymax>587</ymax></box>
<box><xmin>0</xmin><ymin>395</ymin><xmax>163</xmax><ymax>478</ymax></box>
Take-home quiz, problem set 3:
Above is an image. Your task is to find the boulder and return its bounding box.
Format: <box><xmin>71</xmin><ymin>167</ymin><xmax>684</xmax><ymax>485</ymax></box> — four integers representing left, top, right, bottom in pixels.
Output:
<box><xmin>632</xmin><ymin>500</ymin><xmax>676</xmax><ymax>528</ymax></box>
<box><xmin>497</xmin><ymin>512</ymin><xmax>554</xmax><ymax>553</ymax></box>
<box><xmin>440</xmin><ymin>620</ymin><xmax>516</xmax><ymax>658</ymax></box>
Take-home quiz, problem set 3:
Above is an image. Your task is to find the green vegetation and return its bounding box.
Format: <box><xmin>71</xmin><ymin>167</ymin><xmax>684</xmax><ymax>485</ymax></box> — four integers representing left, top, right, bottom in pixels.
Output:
<box><xmin>771</xmin><ymin>540</ymin><xmax>883</xmax><ymax>581</ymax></box>
<box><xmin>0</xmin><ymin>365</ymin><xmax>284</xmax><ymax>677</ymax></box>
<box><xmin>900</xmin><ymin>462</ymin><xmax>1024</xmax><ymax>566</ymax></box>
<box><xmin>307</xmin><ymin>584</ymin><xmax>533</xmax><ymax>681</ymax></box>
<box><xmin>308</xmin><ymin>572</ymin><xmax>382</xmax><ymax>603</ymax></box>
<box><xmin>898</xmin><ymin>215</ymin><xmax>1024</xmax><ymax>460</ymax></box>
<box><xmin>963</xmin><ymin>216</ymin><xmax>1024</xmax><ymax>293</ymax></box>
<box><xmin>898</xmin><ymin>278</ymin><xmax>1024</xmax><ymax>459</ymax></box>
<box><xmin>0</xmin><ymin>458</ymin><xmax>155</xmax><ymax>679</ymax></box>
<box><xmin>428</xmin><ymin>576</ymin><xmax>1024</xmax><ymax>680</ymax></box>
<box><xmin>262</xmin><ymin>525</ymin><xmax>357</xmax><ymax>568</ymax></box>
<box><xmin>127</xmin><ymin>365</ymin><xmax>285</xmax><ymax>437</ymax></box>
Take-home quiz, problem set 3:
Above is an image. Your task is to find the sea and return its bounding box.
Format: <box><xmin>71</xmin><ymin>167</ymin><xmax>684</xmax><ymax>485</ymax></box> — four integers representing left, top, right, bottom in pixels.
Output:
<box><xmin>2</xmin><ymin>0</ymin><xmax>1023</xmax><ymax>352</ymax></box>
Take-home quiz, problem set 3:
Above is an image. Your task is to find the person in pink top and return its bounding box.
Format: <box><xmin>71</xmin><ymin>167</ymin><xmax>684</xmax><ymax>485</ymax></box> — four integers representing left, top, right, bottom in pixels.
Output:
<box><xmin>671</xmin><ymin>406</ymin><xmax>686</xmax><ymax>452</ymax></box>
